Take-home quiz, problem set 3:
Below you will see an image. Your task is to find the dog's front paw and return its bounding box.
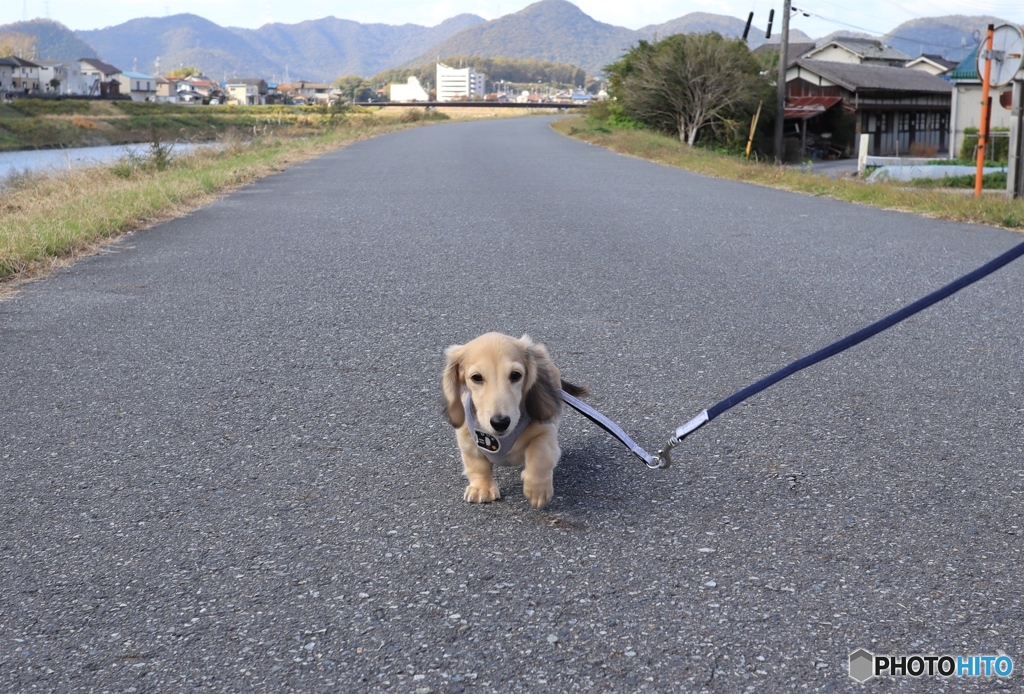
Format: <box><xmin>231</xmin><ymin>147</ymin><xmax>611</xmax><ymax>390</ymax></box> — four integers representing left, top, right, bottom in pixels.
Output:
<box><xmin>522</xmin><ymin>479</ymin><xmax>554</xmax><ymax>509</ymax></box>
<box><xmin>464</xmin><ymin>483</ymin><xmax>501</xmax><ymax>504</ymax></box>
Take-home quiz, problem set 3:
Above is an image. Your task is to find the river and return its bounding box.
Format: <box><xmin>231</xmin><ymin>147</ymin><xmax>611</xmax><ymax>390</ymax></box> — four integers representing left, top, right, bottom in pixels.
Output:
<box><xmin>0</xmin><ymin>142</ymin><xmax>211</xmax><ymax>181</ymax></box>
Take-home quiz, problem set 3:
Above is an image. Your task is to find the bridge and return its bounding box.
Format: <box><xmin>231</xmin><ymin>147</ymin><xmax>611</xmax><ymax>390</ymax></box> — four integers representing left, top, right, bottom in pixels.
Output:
<box><xmin>367</xmin><ymin>100</ymin><xmax>589</xmax><ymax>110</ymax></box>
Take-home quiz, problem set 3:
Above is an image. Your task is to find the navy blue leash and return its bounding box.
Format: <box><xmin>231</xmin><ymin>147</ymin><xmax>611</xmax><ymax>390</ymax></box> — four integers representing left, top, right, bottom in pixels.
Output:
<box><xmin>560</xmin><ymin>238</ymin><xmax>1024</xmax><ymax>468</ymax></box>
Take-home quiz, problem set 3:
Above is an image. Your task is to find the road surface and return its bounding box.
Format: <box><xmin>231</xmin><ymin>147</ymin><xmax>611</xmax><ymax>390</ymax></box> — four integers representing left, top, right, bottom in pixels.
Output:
<box><xmin>2</xmin><ymin>116</ymin><xmax>1021</xmax><ymax>691</ymax></box>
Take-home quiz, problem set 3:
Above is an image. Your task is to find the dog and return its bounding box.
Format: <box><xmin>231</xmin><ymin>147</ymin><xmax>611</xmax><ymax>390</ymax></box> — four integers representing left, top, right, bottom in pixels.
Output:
<box><xmin>442</xmin><ymin>333</ymin><xmax>586</xmax><ymax>509</ymax></box>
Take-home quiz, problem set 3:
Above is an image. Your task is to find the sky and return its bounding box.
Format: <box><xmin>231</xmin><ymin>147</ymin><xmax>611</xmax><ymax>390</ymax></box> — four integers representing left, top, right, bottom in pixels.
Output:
<box><xmin>3</xmin><ymin>0</ymin><xmax>1024</xmax><ymax>40</ymax></box>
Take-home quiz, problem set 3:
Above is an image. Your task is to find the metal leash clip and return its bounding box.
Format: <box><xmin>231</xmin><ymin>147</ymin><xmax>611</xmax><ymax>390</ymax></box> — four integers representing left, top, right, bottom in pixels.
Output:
<box><xmin>649</xmin><ymin>437</ymin><xmax>678</xmax><ymax>469</ymax></box>
<box><xmin>649</xmin><ymin>410</ymin><xmax>711</xmax><ymax>469</ymax></box>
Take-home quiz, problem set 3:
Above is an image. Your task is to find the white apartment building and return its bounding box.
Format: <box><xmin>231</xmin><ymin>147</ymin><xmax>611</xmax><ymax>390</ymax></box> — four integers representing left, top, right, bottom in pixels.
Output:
<box><xmin>36</xmin><ymin>59</ymin><xmax>89</xmax><ymax>95</ymax></box>
<box><xmin>436</xmin><ymin>62</ymin><xmax>485</xmax><ymax>102</ymax></box>
<box><xmin>390</xmin><ymin>75</ymin><xmax>429</xmax><ymax>102</ymax></box>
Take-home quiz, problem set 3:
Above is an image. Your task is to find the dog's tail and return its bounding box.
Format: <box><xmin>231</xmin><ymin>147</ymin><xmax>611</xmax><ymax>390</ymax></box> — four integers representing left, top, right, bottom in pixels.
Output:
<box><xmin>560</xmin><ymin>379</ymin><xmax>588</xmax><ymax>398</ymax></box>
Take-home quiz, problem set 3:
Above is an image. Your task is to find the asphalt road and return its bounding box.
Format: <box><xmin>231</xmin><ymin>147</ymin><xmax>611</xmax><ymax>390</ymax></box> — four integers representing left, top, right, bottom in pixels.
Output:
<box><xmin>1</xmin><ymin>116</ymin><xmax>1022</xmax><ymax>692</ymax></box>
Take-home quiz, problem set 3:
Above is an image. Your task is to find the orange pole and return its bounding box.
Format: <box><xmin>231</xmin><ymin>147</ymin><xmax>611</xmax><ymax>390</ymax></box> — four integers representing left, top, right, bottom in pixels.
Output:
<box><xmin>975</xmin><ymin>24</ymin><xmax>995</xmax><ymax>198</ymax></box>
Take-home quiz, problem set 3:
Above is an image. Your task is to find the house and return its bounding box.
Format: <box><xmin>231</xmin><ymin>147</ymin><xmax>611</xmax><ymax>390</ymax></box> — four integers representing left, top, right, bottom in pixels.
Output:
<box><xmin>120</xmin><ymin>71</ymin><xmax>157</xmax><ymax>101</ymax></box>
<box><xmin>6</xmin><ymin>56</ymin><xmax>42</xmax><ymax>94</ymax></box>
<box><xmin>79</xmin><ymin>57</ymin><xmax>122</xmax><ymax>97</ymax></box>
<box><xmin>436</xmin><ymin>62</ymin><xmax>485</xmax><ymax>102</ymax></box>
<box><xmin>225</xmin><ymin>77</ymin><xmax>268</xmax><ymax>105</ymax></box>
<box><xmin>274</xmin><ymin>83</ymin><xmax>298</xmax><ymax>103</ymax></box>
<box><xmin>786</xmin><ymin>59</ymin><xmax>952</xmax><ymax>156</ymax></box>
<box><xmin>947</xmin><ymin>45</ymin><xmax>1020</xmax><ymax>158</ymax></box>
<box><xmin>294</xmin><ymin>80</ymin><xmax>331</xmax><ymax>103</ymax></box>
<box><xmin>175</xmin><ymin>82</ymin><xmax>205</xmax><ymax>103</ymax></box>
<box><xmin>154</xmin><ymin>76</ymin><xmax>178</xmax><ymax>102</ymax></box>
<box><xmin>905</xmin><ymin>54</ymin><xmax>958</xmax><ymax>76</ymax></box>
<box><xmin>36</xmin><ymin>59</ymin><xmax>88</xmax><ymax>95</ymax></box>
<box><xmin>802</xmin><ymin>37</ymin><xmax>912</xmax><ymax>67</ymax></box>
<box><xmin>165</xmin><ymin>76</ymin><xmax>208</xmax><ymax>103</ymax></box>
<box><xmin>389</xmin><ymin>75</ymin><xmax>429</xmax><ymax>102</ymax></box>
<box><xmin>0</xmin><ymin>57</ymin><xmax>17</xmax><ymax>95</ymax></box>
<box><xmin>183</xmin><ymin>74</ymin><xmax>220</xmax><ymax>99</ymax></box>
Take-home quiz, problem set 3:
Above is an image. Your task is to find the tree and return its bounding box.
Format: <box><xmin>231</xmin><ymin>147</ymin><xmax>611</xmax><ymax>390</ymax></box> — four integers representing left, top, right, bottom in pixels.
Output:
<box><xmin>333</xmin><ymin>75</ymin><xmax>369</xmax><ymax>103</ymax></box>
<box><xmin>166</xmin><ymin>66</ymin><xmax>200</xmax><ymax>79</ymax></box>
<box><xmin>608</xmin><ymin>33</ymin><xmax>768</xmax><ymax>146</ymax></box>
<box><xmin>0</xmin><ymin>31</ymin><xmax>36</xmax><ymax>58</ymax></box>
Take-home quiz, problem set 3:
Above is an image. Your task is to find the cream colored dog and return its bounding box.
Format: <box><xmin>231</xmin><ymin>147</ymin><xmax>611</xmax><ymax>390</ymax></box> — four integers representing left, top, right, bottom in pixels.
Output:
<box><xmin>442</xmin><ymin>333</ymin><xmax>586</xmax><ymax>509</ymax></box>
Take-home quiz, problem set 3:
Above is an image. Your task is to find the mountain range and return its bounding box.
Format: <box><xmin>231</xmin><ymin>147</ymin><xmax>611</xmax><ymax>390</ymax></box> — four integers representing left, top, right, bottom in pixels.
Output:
<box><xmin>0</xmin><ymin>0</ymin><xmax>1011</xmax><ymax>83</ymax></box>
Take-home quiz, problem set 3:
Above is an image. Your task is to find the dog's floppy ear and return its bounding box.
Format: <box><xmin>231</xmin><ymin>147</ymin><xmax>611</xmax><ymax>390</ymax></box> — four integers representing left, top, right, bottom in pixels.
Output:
<box><xmin>523</xmin><ymin>337</ymin><xmax>562</xmax><ymax>423</ymax></box>
<box><xmin>442</xmin><ymin>343</ymin><xmax>466</xmax><ymax>427</ymax></box>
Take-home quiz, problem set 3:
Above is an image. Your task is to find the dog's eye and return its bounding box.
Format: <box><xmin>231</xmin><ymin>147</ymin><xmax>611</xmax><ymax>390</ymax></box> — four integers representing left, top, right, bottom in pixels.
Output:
<box><xmin>509</xmin><ymin>371</ymin><xmax>523</xmax><ymax>383</ymax></box>
<box><xmin>470</xmin><ymin>374</ymin><xmax>484</xmax><ymax>384</ymax></box>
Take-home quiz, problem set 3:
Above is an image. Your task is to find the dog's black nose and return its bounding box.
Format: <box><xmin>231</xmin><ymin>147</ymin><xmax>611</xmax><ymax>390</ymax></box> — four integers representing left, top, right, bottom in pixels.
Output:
<box><xmin>490</xmin><ymin>415</ymin><xmax>511</xmax><ymax>433</ymax></box>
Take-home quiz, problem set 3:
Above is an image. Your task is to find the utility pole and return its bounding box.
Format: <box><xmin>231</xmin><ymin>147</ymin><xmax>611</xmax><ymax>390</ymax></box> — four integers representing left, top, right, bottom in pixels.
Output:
<box><xmin>774</xmin><ymin>0</ymin><xmax>792</xmax><ymax>164</ymax></box>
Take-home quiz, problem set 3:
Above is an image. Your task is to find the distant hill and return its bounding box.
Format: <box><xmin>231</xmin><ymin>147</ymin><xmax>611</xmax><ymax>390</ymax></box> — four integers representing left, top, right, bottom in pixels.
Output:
<box><xmin>76</xmin><ymin>12</ymin><xmax>484</xmax><ymax>82</ymax></box>
<box><xmin>634</xmin><ymin>11</ymin><xmax>802</xmax><ymax>46</ymax></box>
<box><xmin>78</xmin><ymin>14</ymin><xmax>277</xmax><ymax>78</ymax></box>
<box><xmin>814</xmin><ymin>30</ymin><xmax>877</xmax><ymax>45</ymax></box>
<box><xmin>882</xmin><ymin>15</ymin><xmax>1007</xmax><ymax>63</ymax></box>
<box><xmin>0</xmin><ymin>18</ymin><xmax>98</xmax><ymax>60</ymax></box>
<box><xmin>639</xmin><ymin>11</ymin><xmax>812</xmax><ymax>47</ymax></box>
<box><xmin>419</xmin><ymin>3</ymin><xmax>819</xmax><ymax>75</ymax></box>
<box><xmin>229</xmin><ymin>14</ymin><xmax>485</xmax><ymax>81</ymax></box>
<box><xmin>2</xmin><ymin>2</ymin><xmax>1015</xmax><ymax>85</ymax></box>
<box><xmin>409</xmin><ymin>0</ymin><xmax>636</xmax><ymax>75</ymax></box>
<box><xmin>640</xmin><ymin>11</ymin><xmax>752</xmax><ymax>39</ymax></box>
<box><xmin>755</xmin><ymin>30</ymin><xmax>815</xmax><ymax>46</ymax></box>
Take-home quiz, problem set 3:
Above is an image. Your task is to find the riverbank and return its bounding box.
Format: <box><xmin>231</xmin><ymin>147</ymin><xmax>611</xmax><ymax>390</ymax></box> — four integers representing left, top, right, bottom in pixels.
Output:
<box><xmin>0</xmin><ymin>112</ymin><xmax>437</xmax><ymax>289</ymax></box>
<box><xmin>0</xmin><ymin>99</ymin><xmax>367</xmax><ymax>152</ymax></box>
<box><xmin>553</xmin><ymin>118</ymin><xmax>1024</xmax><ymax>231</ymax></box>
<box><xmin>0</xmin><ymin>100</ymin><xmax>541</xmax><ymax>153</ymax></box>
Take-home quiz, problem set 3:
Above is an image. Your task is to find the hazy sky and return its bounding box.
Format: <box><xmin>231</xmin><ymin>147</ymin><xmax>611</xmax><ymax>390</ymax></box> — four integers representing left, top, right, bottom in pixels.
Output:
<box><xmin>3</xmin><ymin>0</ymin><xmax>1023</xmax><ymax>41</ymax></box>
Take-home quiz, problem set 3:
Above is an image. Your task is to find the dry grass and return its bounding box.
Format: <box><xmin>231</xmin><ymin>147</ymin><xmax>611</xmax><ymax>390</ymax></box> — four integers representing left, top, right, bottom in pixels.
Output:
<box><xmin>0</xmin><ymin>117</ymin><xmax>414</xmax><ymax>292</ymax></box>
<box><xmin>552</xmin><ymin>118</ymin><xmax>1024</xmax><ymax>232</ymax></box>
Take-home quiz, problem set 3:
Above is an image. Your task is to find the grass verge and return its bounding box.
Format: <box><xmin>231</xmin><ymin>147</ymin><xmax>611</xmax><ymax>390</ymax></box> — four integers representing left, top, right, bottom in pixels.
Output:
<box><xmin>553</xmin><ymin>118</ymin><xmax>1024</xmax><ymax>232</ymax></box>
<box><xmin>0</xmin><ymin>115</ymin><xmax>427</xmax><ymax>287</ymax></box>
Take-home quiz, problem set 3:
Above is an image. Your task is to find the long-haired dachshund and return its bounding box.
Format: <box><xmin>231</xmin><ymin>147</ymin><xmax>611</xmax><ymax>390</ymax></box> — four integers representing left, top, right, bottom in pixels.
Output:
<box><xmin>442</xmin><ymin>333</ymin><xmax>586</xmax><ymax>509</ymax></box>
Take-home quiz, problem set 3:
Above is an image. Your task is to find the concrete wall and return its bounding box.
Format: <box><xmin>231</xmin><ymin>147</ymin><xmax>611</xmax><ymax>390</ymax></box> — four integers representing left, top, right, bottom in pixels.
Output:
<box><xmin>951</xmin><ymin>82</ymin><xmax>1016</xmax><ymax>157</ymax></box>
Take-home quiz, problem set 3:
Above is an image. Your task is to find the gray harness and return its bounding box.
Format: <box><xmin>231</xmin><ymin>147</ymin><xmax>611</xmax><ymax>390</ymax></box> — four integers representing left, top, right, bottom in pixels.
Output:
<box><xmin>462</xmin><ymin>393</ymin><xmax>531</xmax><ymax>466</ymax></box>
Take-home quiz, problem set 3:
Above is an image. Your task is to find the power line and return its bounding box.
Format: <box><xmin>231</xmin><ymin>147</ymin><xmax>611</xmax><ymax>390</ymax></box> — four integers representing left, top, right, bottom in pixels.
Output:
<box><xmin>810</xmin><ymin>0</ymin><xmax>918</xmax><ymax>24</ymax></box>
<box><xmin>792</xmin><ymin>6</ymin><xmax>981</xmax><ymax>51</ymax></box>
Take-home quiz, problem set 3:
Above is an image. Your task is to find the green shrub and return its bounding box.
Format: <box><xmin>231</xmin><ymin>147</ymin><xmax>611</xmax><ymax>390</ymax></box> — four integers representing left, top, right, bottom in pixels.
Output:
<box><xmin>585</xmin><ymin>99</ymin><xmax>642</xmax><ymax>130</ymax></box>
<box><xmin>960</xmin><ymin>126</ymin><xmax>1010</xmax><ymax>161</ymax></box>
<box><xmin>110</xmin><ymin>151</ymin><xmax>143</xmax><ymax>179</ymax></box>
<box><xmin>586</xmin><ymin>99</ymin><xmax>614</xmax><ymax>121</ymax></box>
